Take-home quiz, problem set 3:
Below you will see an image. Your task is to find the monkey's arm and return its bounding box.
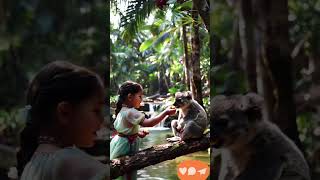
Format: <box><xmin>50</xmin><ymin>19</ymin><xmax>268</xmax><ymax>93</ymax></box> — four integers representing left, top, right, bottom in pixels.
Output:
<box><xmin>235</xmin><ymin>155</ymin><xmax>284</xmax><ymax>180</ymax></box>
<box><xmin>177</xmin><ymin>109</ymin><xmax>182</xmax><ymax>122</ymax></box>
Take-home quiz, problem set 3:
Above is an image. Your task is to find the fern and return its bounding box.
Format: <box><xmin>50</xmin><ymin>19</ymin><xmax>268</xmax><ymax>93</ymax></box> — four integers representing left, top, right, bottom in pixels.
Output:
<box><xmin>120</xmin><ymin>0</ymin><xmax>157</xmax><ymax>42</ymax></box>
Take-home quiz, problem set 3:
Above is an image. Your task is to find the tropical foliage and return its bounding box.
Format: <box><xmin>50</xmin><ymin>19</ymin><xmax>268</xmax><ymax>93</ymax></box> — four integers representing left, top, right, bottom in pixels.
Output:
<box><xmin>111</xmin><ymin>0</ymin><xmax>210</xmax><ymax>110</ymax></box>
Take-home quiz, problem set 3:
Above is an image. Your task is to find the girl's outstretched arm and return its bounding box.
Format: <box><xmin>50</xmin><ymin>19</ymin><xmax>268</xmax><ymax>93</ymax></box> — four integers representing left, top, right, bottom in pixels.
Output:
<box><xmin>140</xmin><ymin>108</ymin><xmax>176</xmax><ymax>127</ymax></box>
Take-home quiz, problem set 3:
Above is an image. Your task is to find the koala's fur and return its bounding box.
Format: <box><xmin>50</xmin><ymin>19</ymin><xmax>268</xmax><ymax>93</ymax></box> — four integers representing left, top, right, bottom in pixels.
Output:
<box><xmin>210</xmin><ymin>93</ymin><xmax>310</xmax><ymax>180</ymax></box>
<box><xmin>169</xmin><ymin>91</ymin><xmax>208</xmax><ymax>141</ymax></box>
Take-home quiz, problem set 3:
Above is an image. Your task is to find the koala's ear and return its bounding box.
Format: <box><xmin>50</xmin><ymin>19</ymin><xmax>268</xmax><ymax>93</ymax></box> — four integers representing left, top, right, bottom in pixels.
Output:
<box><xmin>246</xmin><ymin>93</ymin><xmax>264</xmax><ymax>108</ymax></box>
<box><xmin>238</xmin><ymin>93</ymin><xmax>263</xmax><ymax>112</ymax></box>
<box><xmin>186</xmin><ymin>91</ymin><xmax>193</xmax><ymax>99</ymax></box>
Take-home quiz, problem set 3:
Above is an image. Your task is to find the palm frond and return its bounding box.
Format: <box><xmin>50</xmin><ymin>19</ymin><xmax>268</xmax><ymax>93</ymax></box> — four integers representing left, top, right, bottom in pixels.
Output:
<box><xmin>120</xmin><ymin>0</ymin><xmax>157</xmax><ymax>41</ymax></box>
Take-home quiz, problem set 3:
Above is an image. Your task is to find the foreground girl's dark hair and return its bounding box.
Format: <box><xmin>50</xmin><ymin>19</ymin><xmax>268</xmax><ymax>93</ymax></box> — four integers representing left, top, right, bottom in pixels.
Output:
<box><xmin>16</xmin><ymin>61</ymin><xmax>104</xmax><ymax>175</ymax></box>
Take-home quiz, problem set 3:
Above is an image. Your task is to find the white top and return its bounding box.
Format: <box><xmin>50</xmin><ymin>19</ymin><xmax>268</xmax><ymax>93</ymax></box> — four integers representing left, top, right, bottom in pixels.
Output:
<box><xmin>20</xmin><ymin>146</ymin><xmax>109</xmax><ymax>180</ymax></box>
<box><xmin>113</xmin><ymin>107</ymin><xmax>145</xmax><ymax>135</ymax></box>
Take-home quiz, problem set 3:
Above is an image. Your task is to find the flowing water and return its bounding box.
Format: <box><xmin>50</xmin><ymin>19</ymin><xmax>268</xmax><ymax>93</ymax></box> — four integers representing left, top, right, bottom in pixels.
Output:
<box><xmin>137</xmin><ymin>128</ymin><xmax>210</xmax><ymax>180</ymax></box>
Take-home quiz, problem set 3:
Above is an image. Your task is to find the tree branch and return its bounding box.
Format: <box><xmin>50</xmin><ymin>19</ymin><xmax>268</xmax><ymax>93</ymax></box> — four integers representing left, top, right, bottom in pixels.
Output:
<box><xmin>110</xmin><ymin>133</ymin><xmax>210</xmax><ymax>179</ymax></box>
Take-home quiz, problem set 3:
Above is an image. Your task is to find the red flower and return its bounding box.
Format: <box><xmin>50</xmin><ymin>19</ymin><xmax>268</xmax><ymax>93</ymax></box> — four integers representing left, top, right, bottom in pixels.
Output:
<box><xmin>156</xmin><ymin>0</ymin><xmax>167</xmax><ymax>9</ymax></box>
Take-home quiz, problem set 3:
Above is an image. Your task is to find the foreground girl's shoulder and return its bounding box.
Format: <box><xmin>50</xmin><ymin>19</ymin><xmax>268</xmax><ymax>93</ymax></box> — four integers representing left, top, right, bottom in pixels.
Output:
<box><xmin>54</xmin><ymin>147</ymin><xmax>110</xmax><ymax>180</ymax></box>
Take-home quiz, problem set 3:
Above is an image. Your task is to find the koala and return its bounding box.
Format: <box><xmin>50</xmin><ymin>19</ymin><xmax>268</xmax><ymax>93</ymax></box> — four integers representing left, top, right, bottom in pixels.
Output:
<box><xmin>167</xmin><ymin>91</ymin><xmax>208</xmax><ymax>142</ymax></box>
<box><xmin>210</xmin><ymin>93</ymin><xmax>310</xmax><ymax>180</ymax></box>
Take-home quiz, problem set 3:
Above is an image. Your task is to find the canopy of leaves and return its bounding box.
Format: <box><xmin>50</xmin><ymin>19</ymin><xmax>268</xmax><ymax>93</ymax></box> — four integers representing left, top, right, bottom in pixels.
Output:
<box><xmin>111</xmin><ymin>0</ymin><xmax>209</xmax><ymax>102</ymax></box>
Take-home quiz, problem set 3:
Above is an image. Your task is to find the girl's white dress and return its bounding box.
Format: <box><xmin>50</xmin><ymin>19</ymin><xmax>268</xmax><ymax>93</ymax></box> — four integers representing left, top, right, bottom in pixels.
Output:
<box><xmin>110</xmin><ymin>107</ymin><xmax>145</xmax><ymax>180</ymax></box>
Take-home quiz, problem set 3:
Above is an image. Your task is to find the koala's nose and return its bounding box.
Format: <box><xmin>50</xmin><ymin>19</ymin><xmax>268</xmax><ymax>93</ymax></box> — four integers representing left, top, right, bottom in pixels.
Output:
<box><xmin>173</xmin><ymin>102</ymin><xmax>177</xmax><ymax>106</ymax></box>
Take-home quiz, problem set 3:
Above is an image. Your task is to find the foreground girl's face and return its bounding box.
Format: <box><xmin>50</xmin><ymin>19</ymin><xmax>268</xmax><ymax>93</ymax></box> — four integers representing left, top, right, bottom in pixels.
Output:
<box><xmin>70</xmin><ymin>90</ymin><xmax>105</xmax><ymax>147</ymax></box>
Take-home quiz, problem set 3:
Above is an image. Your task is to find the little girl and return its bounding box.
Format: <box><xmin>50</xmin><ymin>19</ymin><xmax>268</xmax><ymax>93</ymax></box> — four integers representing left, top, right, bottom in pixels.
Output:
<box><xmin>110</xmin><ymin>81</ymin><xmax>176</xmax><ymax>180</ymax></box>
<box><xmin>16</xmin><ymin>61</ymin><xmax>109</xmax><ymax>180</ymax></box>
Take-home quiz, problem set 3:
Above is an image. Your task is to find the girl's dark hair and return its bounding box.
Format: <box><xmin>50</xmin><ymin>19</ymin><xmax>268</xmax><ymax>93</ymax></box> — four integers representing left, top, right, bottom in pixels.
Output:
<box><xmin>16</xmin><ymin>61</ymin><xmax>104</xmax><ymax>176</ymax></box>
<box><xmin>115</xmin><ymin>81</ymin><xmax>143</xmax><ymax>116</ymax></box>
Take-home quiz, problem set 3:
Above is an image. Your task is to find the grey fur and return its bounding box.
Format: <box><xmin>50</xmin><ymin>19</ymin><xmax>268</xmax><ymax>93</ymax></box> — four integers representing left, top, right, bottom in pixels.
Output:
<box><xmin>211</xmin><ymin>93</ymin><xmax>310</xmax><ymax>180</ymax></box>
<box><xmin>169</xmin><ymin>91</ymin><xmax>208</xmax><ymax>141</ymax></box>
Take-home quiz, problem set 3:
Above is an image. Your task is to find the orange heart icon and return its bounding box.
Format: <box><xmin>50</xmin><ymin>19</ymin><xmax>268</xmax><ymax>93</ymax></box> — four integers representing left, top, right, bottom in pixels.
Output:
<box><xmin>177</xmin><ymin>160</ymin><xmax>209</xmax><ymax>180</ymax></box>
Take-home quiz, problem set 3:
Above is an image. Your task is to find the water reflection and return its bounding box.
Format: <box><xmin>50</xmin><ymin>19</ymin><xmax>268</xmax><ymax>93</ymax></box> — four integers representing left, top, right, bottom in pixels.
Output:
<box><xmin>137</xmin><ymin>128</ymin><xmax>210</xmax><ymax>180</ymax></box>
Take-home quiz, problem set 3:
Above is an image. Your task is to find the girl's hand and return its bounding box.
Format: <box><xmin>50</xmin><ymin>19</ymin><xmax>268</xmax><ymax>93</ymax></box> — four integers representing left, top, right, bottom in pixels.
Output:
<box><xmin>138</xmin><ymin>129</ymin><xmax>149</xmax><ymax>138</ymax></box>
<box><xmin>165</xmin><ymin>106</ymin><xmax>177</xmax><ymax>116</ymax></box>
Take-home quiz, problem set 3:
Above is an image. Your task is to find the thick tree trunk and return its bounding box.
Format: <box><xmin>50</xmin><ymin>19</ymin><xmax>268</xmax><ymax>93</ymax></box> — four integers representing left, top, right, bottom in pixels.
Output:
<box><xmin>0</xmin><ymin>0</ymin><xmax>5</xmax><ymax>24</ymax></box>
<box><xmin>252</xmin><ymin>0</ymin><xmax>303</xmax><ymax>150</ymax></box>
<box><xmin>110</xmin><ymin>134</ymin><xmax>210</xmax><ymax>179</ymax></box>
<box><xmin>211</xmin><ymin>35</ymin><xmax>223</xmax><ymax>66</ymax></box>
<box><xmin>182</xmin><ymin>25</ymin><xmax>191</xmax><ymax>89</ymax></box>
<box><xmin>237</xmin><ymin>0</ymin><xmax>257</xmax><ymax>92</ymax></box>
<box><xmin>0</xmin><ymin>47</ymin><xmax>28</xmax><ymax>108</ymax></box>
<box><xmin>192</xmin><ymin>0</ymin><xmax>210</xmax><ymax>30</ymax></box>
<box><xmin>230</xmin><ymin>17</ymin><xmax>242</xmax><ymax>71</ymax></box>
<box><xmin>210</xmin><ymin>3</ymin><xmax>221</xmax><ymax>178</ymax></box>
<box><xmin>310</xmin><ymin>31</ymin><xmax>320</xmax><ymax>83</ymax></box>
<box><xmin>158</xmin><ymin>66</ymin><xmax>168</xmax><ymax>95</ymax></box>
<box><xmin>256</xmin><ymin>45</ymin><xmax>275</xmax><ymax>123</ymax></box>
<box><xmin>191</xmin><ymin>8</ymin><xmax>204</xmax><ymax>106</ymax></box>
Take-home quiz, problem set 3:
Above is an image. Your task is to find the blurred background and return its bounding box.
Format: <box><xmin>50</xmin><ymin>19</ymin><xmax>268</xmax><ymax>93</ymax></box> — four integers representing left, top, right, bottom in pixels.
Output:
<box><xmin>210</xmin><ymin>0</ymin><xmax>320</xmax><ymax>179</ymax></box>
<box><xmin>0</xmin><ymin>0</ymin><xmax>107</xmax><ymax>179</ymax></box>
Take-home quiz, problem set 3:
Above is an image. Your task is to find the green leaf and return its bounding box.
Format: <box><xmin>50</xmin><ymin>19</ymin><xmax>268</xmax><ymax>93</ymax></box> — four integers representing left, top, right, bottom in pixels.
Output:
<box><xmin>154</xmin><ymin>41</ymin><xmax>163</xmax><ymax>52</ymax></box>
<box><xmin>169</xmin><ymin>87</ymin><xmax>178</xmax><ymax>94</ymax></box>
<box><xmin>153</xmin><ymin>32</ymin><xmax>170</xmax><ymax>49</ymax></box>
<box><xmin>119</xmin><ymin>0</ymin><xmax>156</xmax><ymax>40</ymax></box>
<box><xmin>139</xmin><ymin>39</ymin><xmax>154</xmax><ymax>52</ymax></box>
<box><xmin>175</xmin><ymin>0</ymin><xmax>193</xmax><ymax>11</ymax></box>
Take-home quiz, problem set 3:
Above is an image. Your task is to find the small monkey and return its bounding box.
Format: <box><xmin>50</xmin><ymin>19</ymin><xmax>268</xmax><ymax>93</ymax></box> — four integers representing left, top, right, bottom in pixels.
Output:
<box><xmin>167</xmin><ymin>91</ymin><xmax>208</xmax><ymax>142</ymax></box>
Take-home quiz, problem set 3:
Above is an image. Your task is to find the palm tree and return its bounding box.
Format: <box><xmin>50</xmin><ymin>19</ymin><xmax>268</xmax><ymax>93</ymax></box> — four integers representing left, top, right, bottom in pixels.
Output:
<box><xmin>111</xmin><ymin>0</ymin><xmax>209</xmax><ymax>36</ymax></box>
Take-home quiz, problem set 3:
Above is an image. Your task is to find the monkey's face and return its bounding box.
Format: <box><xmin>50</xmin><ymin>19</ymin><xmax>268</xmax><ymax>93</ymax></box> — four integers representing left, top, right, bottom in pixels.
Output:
<box><xmin>211</xmin><ymin>111</ymin><xmax>252</xmax><ymax>148</ymax></box>
<box><xmin>173</xmin><ymin>91</ymin><xmax>192</xmax><ymax>109</ymax></box>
